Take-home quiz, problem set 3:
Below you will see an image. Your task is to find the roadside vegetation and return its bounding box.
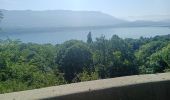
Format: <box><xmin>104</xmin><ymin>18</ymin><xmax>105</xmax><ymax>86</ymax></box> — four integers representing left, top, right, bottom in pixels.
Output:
<box><xmin>0</xmin><ymin>32</ymin><xmax>169</xmax><ymax>93</ymax></box>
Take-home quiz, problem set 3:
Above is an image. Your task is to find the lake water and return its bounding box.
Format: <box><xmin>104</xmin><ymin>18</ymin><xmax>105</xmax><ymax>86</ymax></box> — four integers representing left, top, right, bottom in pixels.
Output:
<box><xmin>0</xmin><ymin>27</ymin><xmax>170</xmax><ymax>44</ymax></box>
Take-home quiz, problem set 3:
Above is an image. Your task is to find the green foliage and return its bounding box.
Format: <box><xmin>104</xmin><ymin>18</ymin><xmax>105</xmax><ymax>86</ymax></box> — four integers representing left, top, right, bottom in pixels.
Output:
<box><xmin>135</xmin><ymin>38</ymin><xmax>170</xmax><ymax>74</ymax></box>
<box><xmin>143</xmin><ymin>44</ymin><xmax>170</xmax><ymax>73</ymax></box>
<box><xmin>92</xmin><ymin>35</ymin><xmax>137</xmax><ymax>78</ymax></box>
<box><xmin>87</xmin><ymin>32</ymin><xmax>93</xmax><ymax>44</ymax></box>
<box><xmin>0</xmin><ymin>34</ymin><xmax>169</xmax><ymax>93</ymax></box>
<box><xmin>0</xmin><ymin>10</ymin><xmax>3</xmax><ymax>22</ymax></box>
<box><xmin>93</xmin><ymin>35</ymin><xmax>110</xmax><ymax>65</ymax></box>
<box><xmin>55</xmin><ymin>40</ymin><xmax>92</xmax><ymax>82</ymax></box>
<box><xmin>0</xmin><ymin>40</ymin><xmax>66</xmax><ymax>93</ymax></box>
<box><xmin>75</xmin><ymin>70</ymin><xmax>99</xmax><ymax>82</ymax></box>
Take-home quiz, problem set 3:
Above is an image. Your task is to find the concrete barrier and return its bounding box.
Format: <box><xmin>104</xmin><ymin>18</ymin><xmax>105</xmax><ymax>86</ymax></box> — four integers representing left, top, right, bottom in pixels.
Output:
<box><xmin>0</xmin><ymin>73</ymin><xmax>170</xmax><ymax>100</ymax></box>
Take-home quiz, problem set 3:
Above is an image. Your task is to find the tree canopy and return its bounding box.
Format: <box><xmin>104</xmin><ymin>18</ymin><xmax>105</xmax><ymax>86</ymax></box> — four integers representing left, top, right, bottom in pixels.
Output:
<box><xmin>0</xmin><ymin>34</ymin><xmax>169</xmax><ymax>93</ymax></box>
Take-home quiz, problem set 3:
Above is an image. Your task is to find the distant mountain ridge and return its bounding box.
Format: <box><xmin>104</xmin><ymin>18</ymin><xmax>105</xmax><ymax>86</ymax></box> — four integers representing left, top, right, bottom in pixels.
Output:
<box><xmin>118</xmin><ymin>20</ymin><xmax>170</xmax><ymax>27</ymax></box>
<box><xmin>0</xmin><ymin>9</ymin><xmax>170</xmax><ymax>33</ymax></box>
<box><xmin>0</xmin><ymin>9</ymin><xmax>127</xmax><ymax>28</ymax></box>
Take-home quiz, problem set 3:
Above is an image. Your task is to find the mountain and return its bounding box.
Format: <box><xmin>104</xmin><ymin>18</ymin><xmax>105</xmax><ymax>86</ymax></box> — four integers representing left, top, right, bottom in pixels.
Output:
<box><xmin>0</xmin><ymin>9</ymin><xmax>126</xmax><ymax>29</ymax></box>
<box><xmin>0</xmin><ymin>9</ymin><xmax>170</xmax><ymax>34</ymax></box>
<box><xmin>118</xmin><ymin>20</ymin><xmax>170</xmax><ymax>27</ymax></box>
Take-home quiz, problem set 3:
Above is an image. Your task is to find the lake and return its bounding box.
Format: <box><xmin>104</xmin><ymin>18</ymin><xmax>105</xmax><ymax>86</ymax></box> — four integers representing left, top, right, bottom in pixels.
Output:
<box><xmin>0</xmin><ymin>27</ymin><xmax>170</xmax><ymax>44</ymax></box>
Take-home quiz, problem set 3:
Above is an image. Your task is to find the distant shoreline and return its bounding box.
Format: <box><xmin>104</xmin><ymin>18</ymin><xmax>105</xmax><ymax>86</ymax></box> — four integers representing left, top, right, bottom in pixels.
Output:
<box><xmin>1</xmin><ymin>25</ymin><xmax>170</xmax><ymax>34</ymax></box>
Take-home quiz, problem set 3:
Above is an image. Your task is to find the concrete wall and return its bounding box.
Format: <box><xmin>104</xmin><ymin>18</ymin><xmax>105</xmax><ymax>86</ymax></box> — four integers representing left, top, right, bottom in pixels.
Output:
<box><xmin>0</xmin><ymin>73</ymin><xmax>170</xmax><ymax>100</ymax></box>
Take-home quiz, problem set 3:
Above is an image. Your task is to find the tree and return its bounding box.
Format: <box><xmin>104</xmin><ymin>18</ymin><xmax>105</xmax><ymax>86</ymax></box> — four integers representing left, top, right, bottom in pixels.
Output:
<box><xmin>144</xmin><ymin>44</ymin><xmax>170</xmax><ymax>73</ymax></box>
<box><xmin>92</xmin><ymin>35</ymin><xmax>137</xmax><ymax>78</ymax></box>
<box><xmin>76</xmin><ymin>70</ymin><xmax>99</xmax><ymax>82</ymax></box>
<box><xmin>93</xmin><ymin>35</ymin><xmax>110</xmax><ymax>65</ymax></box>
<box><xmin>135</xmin><ymin>41</ymin><xmax>168</xmax><ymax>74</ymax></box>
<box><xmin>0</xmin><ymin>10</ymin><xmax>3</xmax><ymax>22</ymax></box>
<box><xmin>55</xmin><ymin>40</ymin><xmax>92</xmax><ymax>82</ymax></box>
<box><xmin>107</xmin><ymin>35</ymin><xmax>137</xmax><ymax>77</ymax></box>
<box><xmin>0</xmin><ymin>10</ymin><xmax>3</xmax><ymax>31</ymax></box>
<box><xmin>0</xmin><ymin>34</ymin><xmax>170</xmax><ymax>93</ymax></box>
<box><xmin>87</xmin><ymin>32</ymin><xmax>93</xmax><ymax>44</ymax></box>
<box><xmin>0</xmin><ymin>40</ymin><xmax>66</xmax><ymax>93</ymax></box>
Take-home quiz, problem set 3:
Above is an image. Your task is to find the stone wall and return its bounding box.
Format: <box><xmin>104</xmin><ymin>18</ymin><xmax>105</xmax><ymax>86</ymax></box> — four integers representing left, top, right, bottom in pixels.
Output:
<box><xmin>0</xmin><ymin>73</ymin><xmax>170</xmax><ymax>100</ymax></box>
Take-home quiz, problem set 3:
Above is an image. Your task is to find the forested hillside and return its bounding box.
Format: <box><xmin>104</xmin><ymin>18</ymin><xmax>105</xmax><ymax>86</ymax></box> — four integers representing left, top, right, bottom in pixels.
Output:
<box><xmin>0</xmin><ymin>33</ymin><xmax>169</xmax><ymax>93</ymax></box>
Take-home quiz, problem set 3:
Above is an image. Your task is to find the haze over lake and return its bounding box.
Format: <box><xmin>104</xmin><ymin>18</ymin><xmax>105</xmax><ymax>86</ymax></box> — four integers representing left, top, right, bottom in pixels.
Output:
<box><xmin>0</xmin><ymin>10</ymin><xmax>170</xmax><ymax>44</ymax></box>
<box><xmin>0</xmin><ymin>27</ymin><xmax>169</xmax><ymax>44</ymax></box>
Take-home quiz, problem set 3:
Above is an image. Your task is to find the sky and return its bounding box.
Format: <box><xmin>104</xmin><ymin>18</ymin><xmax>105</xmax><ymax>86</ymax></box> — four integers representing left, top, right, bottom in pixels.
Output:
<box><xmin>0</xmin><ymin>0</ymin><xmax>170</xmax><ymax>21</ymax></box>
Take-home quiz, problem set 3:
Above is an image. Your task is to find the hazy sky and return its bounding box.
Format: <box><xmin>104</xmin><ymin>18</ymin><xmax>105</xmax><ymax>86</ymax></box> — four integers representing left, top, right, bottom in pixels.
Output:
<box><xmin>0</xmin><ymin>0</ymin><xmax>170</xmax><ymax>21</ymax></box>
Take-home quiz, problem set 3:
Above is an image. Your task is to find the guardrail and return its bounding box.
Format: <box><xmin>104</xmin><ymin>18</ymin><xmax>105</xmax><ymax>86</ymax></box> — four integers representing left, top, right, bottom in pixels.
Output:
<box><xmin>0</xmin><ymin>73</ymin><xmax>170</xmax><ymax>100</ymax></box>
